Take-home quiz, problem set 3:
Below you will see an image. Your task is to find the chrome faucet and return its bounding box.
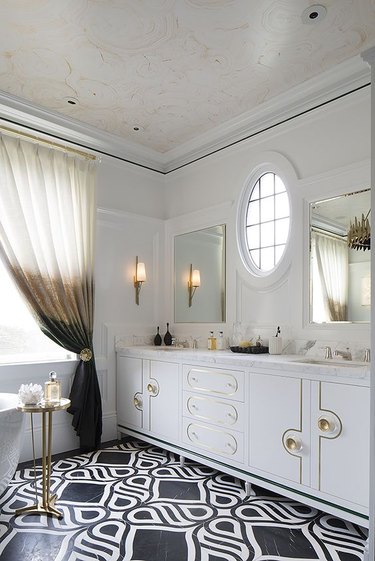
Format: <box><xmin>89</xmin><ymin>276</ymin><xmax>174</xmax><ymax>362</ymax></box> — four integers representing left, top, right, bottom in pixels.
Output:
<box><xmin>334</xmin><ymin>348</ymin><xmax>352</xmax><ymax>361</ymax></box>
<box><xmin>324</xmin><ymin>346</ymin><xmax>332</xmax><ymax>359</ymax></box>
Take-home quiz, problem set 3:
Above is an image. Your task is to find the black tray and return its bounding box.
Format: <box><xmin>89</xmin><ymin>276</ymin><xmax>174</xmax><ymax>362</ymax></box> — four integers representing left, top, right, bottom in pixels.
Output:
<box><xmin>230</xmin><ymin>345</ymin><xmax>269</xmax><ymax>354</ymax></box>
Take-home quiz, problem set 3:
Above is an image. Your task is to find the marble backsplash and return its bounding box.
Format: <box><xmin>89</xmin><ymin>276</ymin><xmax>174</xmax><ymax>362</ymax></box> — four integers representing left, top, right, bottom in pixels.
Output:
<box><xmin>114</xmin><ymin>332</ymin><xmax>370</xmax><ymax>362</ymax></box>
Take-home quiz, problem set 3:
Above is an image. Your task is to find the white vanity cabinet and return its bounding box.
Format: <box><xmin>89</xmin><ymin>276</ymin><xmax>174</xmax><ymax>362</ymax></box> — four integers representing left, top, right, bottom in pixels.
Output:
<box><xmin>249</xmin><ymin>372</ymin><xmax>310</xmax><ymax>485</ymax></box>
<box><xmin>116</xmin><ymin>349</ymin><xmax>370</xmax><ymax>527</ymax></box>
<box><xmin>248</xmin><ymin>368</ymin><xmax>370</xmax><ymax>518</ymax></box>
<box><xmin>117</xmin><ymin>355</ymin><xmax>180</xmax><ymax>444</ymax></box>
<box><xmin>117</xmin><ymin>356</ymin><xmax>143</xmax><ymax>431</ymax></box>
<box><xmin>182</xmin><ymin>364</ymin><xmax>245</xmax><ymax>464</ymax></box>
<box><xmin>311</xmin><ymin>380</ymin><xmax>370</xmax><ymax>510</ymax></box>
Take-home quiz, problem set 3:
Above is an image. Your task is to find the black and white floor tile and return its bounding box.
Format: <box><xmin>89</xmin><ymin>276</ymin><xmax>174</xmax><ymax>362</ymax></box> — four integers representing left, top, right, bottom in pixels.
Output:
<box><xmin>0</xmin><ymin>438</ymin><xmax>368</xmax><ymax>561</ymax></box>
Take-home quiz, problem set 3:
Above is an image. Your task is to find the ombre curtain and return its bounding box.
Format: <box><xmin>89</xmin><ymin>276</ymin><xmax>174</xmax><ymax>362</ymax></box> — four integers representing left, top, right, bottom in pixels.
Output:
<box><xmin>312</xmin><ymin>231</ymin><xmax>348</xmax><ymax>322</ymax></box>
<box><xmin>0</xmin><ymin>134</ymin><xmax>102</xmax><ymax>451</ymax></box>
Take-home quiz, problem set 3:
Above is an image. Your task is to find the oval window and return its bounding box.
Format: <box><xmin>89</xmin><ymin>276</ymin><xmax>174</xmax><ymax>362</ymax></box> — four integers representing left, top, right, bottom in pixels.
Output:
<box><xmin>244</xmin><ymin>172</ymin><xmax>290</xmax><ymax>273</ymax></box>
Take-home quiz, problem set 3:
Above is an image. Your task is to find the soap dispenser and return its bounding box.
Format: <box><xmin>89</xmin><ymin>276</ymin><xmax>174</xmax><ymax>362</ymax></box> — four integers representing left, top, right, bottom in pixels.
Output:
<box><xmin>216</xmin><ymin>331</ymin><xmax>225</xmax><ymax>350</ymax></box>
<box><xmin>44</xmin><ymin>371</ymin><xmax>61</xmax><ymax>403</ymax></box>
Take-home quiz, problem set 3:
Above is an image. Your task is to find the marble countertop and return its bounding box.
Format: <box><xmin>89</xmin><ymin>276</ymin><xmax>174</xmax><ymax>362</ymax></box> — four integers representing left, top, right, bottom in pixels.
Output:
<box><xmin>116</xmin><ymin>345</ymin><xmax>370</xmax><ymax>383</ymax></box>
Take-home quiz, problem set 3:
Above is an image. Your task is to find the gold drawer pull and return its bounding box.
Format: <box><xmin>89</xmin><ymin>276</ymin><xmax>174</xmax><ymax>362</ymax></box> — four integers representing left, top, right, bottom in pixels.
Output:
<box><xmin>318</xmin><ymin>417</ymin><xmax>333</xmax><ymax>432</ymax></box>
<box><xmin>285</xmin><ymin>436</ymin><xmax>302</xmax><ymax>452</ymax></box>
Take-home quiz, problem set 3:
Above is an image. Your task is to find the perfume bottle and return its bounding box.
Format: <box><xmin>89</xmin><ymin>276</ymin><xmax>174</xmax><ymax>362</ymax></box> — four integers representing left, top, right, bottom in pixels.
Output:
<box><xmin>44</xmin><ymin>371</ymin><xmax>61</xmax><ymax>403</ymax></box>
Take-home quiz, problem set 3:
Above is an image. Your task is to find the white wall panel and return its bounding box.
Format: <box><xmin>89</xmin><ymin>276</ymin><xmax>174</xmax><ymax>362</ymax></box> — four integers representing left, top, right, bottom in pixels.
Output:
<box><xmin>165</xmin><ymin>88</ymin><xmax>371</xmax><ymax>347</ymax></box>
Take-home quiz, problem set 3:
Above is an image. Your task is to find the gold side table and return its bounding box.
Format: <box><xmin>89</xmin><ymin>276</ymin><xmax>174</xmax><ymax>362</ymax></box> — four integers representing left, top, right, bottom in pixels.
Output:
<box><xmin>16</xmin><ymin>398</ymin><xmax>71</xmax><ymax>519</ymax></box>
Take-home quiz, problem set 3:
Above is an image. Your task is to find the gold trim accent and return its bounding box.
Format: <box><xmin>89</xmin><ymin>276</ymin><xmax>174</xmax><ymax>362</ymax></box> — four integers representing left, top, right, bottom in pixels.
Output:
<box><xmin>80</xmin><ymin>348</ymin><xmax>92</xmax><ymax>362</ymax></box>
<box><xmin>186</xmin><ymin>395</ymin><xmax>238</xmax><ymax>425</ymax></box>
<box><xmin>187</xmin><ymin>368</ymin><xmax>239</xmax><ymax>396</ymax></box>
<box><xmin>0</xmin><ymin>123</ymin><xmax>96</xmax><ymax>160</ymax></box>
<box><xmin>186</xmin><ymin>422</ymin><xmax>238</xmax><ymax>456</ymax></box>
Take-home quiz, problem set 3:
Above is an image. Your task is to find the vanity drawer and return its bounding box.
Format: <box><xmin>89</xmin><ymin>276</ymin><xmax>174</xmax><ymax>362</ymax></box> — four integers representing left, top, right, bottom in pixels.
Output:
<box><xmin>182</xmin><ymin>419</ymin><xmax>244</xmax><ymax>463</ymax></box>
<box><xmin>183</xmin><ymin>365</ymin><xmax>244</xmax><ymax>401</ymax></box>
<box><xmin>183</xmin><ymin>391</ymin><xmax>244</xmax><ymax>430</ymax></box>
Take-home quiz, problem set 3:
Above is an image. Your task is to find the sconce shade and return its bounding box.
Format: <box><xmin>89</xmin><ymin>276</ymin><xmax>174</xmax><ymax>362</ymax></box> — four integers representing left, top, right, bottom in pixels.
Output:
<box><xmin>192</xmin><ymin>269</ymin><xmax>200</xmax><ymax>287</ymax></box>
<box><xmin>188</xmin><ymin>264</ymin><xmax>200</xmax><ymax>307</ymax></box>
<box><xmin>134</xmin><ymin>256</ymin><xmax>146</xmax><ymax>305</ymax></box>
<box><xmin>136</xmin><ymin>261</ymin><xmax>146</xmax><ymax>282</ymax></box>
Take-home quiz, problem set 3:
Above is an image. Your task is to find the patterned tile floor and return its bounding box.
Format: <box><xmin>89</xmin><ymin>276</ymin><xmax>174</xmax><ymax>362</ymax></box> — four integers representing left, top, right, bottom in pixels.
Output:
<box><xmin>0</xmin><ymin>438</ymin><xmax>368</xmax><ymax>561</ymax></box>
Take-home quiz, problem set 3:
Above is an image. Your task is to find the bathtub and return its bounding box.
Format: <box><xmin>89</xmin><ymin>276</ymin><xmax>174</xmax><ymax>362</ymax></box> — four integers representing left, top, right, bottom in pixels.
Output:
<box><xmin>0</xmin><ymin>393</ymin><xmax>24</xmax><ymax>497</ymax></box>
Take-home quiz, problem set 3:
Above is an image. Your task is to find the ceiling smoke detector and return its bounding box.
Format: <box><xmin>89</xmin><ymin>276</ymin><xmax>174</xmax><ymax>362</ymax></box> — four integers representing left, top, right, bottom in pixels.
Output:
<box><xmin>301</xmin><ymin>4</ymin><xmax>327</xmax><ymax>24</ymax></box>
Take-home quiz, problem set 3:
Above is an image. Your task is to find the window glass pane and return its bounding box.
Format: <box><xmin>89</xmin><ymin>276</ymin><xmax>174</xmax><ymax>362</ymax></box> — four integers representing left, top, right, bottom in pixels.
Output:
<box><xmin>250</xmin><ymin>180</ymin><xmax>260</xmax><ymax>201</ymax></box>
<box><xmin>246</xmin><ymin>225</ymin><xmax>260</xmax><ymax>250</ymax></box>
<box><xmin>260</xmin><ymin>196</ymin><xmax>274</xmax><ymax>223</ymax></box>
<box><xmin>247</xmin><ymin>200</ymin><xmax>259</xmax><ymax>225</ymax></box>
<box><xmin>0</xmin><ymin>259</ymin><xmax>73</xmax><ymax>363</ymax></box>
<box><xmin>250</xmin><ymin>249</ymin><xmax>260</xmax><ymax>268</ymax></box>
<box><xmin>260</xmin><ymin>247</ymin><xmax>274</xmax><ymax>271</ymax></box>
<box><xmin>244</xmin><ymin>172</ymin><xmax>290</xmax><ymax>274</ymax></box>
<box><xmin>260</xmin><ymin>173</ymin><xmax>274</xmax><ymax>198</ymax></box>
<box><xmin>260</xmin><ymin>221</ymin><xmax>274</xmax><ymax>248</ymax></box>
<box><xmin>275</xmin><ymin>175</ymin><xmax>286</xmax><ymax>194</ymax></box>
<box><xmin>275</xmin><ymin>192</ymin><xmax>290</xmax><ymax>219</ymax></box>
<box><xmin>275</xmin><ymin>217</ymin><xmax>290</xmax><ymax>244</ymax></box>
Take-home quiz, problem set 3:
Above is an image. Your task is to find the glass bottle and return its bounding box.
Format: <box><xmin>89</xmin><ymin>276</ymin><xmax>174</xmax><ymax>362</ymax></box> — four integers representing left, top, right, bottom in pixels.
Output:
<box><xmin>164</xmin><ymin>323</ymin><xmax>172</xmax><ymax>346</ymax></box>
<box><xmin>154</xmin><ymin>326</ymin><xmax>162</xmax><ymax>346</ymax></box>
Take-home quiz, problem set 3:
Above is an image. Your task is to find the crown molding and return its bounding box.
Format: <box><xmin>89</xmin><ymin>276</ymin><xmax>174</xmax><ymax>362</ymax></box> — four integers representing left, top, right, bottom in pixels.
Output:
<box><xmin>162</xmin><ymin>55</ymin><xmax>371</xmax><ymax>173</ymax></box>
<box><xmin>0</xmin><ymin>90</ymin><xmax>165</xmax><ymax>173</ymax></box>
<box><xmin>0</xmin><ymin>54</ymin><xmax>370</xmax><ymax>175</ymax></box>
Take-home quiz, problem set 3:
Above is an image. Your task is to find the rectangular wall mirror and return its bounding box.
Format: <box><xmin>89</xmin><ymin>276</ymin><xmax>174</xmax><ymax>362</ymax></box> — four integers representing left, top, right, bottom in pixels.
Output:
<box><xmin>310</xmin><ymin>188</ymin><xmax>370</xmax><ymax>323</ymax></box>
<box><xmin>174</xmin><ymin>225</ymin><xmax>226</xmax><ymax>323</ymax></box>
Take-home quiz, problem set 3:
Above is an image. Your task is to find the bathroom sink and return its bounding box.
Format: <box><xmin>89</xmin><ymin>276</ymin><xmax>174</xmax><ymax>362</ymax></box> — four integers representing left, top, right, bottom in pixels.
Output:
<box><xmin>157</xmin><ymin>346</ymin><xmax>187</xmax><ymax>351</ymax></box>
<box><xmin>291</xmin><ymin>358</ymin><xmax>366</xmax><ymax>368</ymax></box>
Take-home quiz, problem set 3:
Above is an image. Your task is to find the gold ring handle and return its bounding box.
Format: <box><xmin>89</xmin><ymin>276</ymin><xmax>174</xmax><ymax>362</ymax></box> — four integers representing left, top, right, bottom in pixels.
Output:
<box><xmin>133</xmin><ymin>393</ymin><xmax>143</xmax><ymax>409</ymax></box>
<box><xmin>318</xmin><ymin>417</ymin><xmax>333</xmax><ymax>432</ymax></box>
<box><xmin>285</xmin><ymin>436</ymin><xmax>302</xmax><ymax>452</ymax></box>
<box><xmin>147</xmin><ymin>383</ymin><xmax>155</xmax><ymax>394</ymax></box>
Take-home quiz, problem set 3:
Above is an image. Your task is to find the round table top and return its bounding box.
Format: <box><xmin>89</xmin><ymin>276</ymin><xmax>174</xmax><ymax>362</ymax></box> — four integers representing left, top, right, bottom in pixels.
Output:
<box><xmin>17</xmin><ymin>397</ymin><xmax>71</xmax><ymax>413</ymax></box>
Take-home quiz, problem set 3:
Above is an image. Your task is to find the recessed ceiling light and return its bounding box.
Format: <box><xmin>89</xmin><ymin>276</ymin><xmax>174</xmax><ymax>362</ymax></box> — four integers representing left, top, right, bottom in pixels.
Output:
<box><xmin>301</xmin><ymin>4</ymin><xmax>327</xmax><ymax>24</ymax></box>
<box><xmin>132</xmin><ymin>125</ymin><xmax>144</xmax><ymax>132</ymax></box>
<box><xmin>64</xmin><ymin>96</ymin><xmax>79</xmax><ymax>106</ymax></box>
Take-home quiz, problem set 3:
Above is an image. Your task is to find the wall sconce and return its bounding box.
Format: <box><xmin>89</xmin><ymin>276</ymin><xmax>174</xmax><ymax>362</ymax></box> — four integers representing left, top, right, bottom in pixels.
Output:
<box><xmin>188</xmin><ymin>264</ymin><xmax>200</xmax><ymax>307</ymax></box>
<box><xmin>134</xmin><ymin>256</ymin><xmax>146</xmax><ymax>305</ymax></box>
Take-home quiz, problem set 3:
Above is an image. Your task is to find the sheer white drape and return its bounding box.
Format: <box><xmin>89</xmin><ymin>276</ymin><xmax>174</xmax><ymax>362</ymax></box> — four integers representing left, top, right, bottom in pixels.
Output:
<box><xmin>0</xmin><ymin>134</ymin><xmax>101</xmax><ymax>451</ymax></box>
<box><xmin>0</xmin><ymin>135</ymin><xmax>95</xmax><ymax>306</ymax></box>
<box><xmin>311</xmin><ymin>231</ymin><xmax>348</xmax><ymax>322</ymax></box>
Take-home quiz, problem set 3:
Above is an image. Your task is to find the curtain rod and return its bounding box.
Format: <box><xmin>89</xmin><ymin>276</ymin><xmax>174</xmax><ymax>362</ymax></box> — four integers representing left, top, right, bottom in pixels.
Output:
<box><xmin>311</xmin><ymin>226</ymin><xmax>347</xmax><ymax>243</ymax></box>
<box><xmin>0</xmin><ymin>123</ymin><xmax>96</xmax><ymax>160</ymax></box>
